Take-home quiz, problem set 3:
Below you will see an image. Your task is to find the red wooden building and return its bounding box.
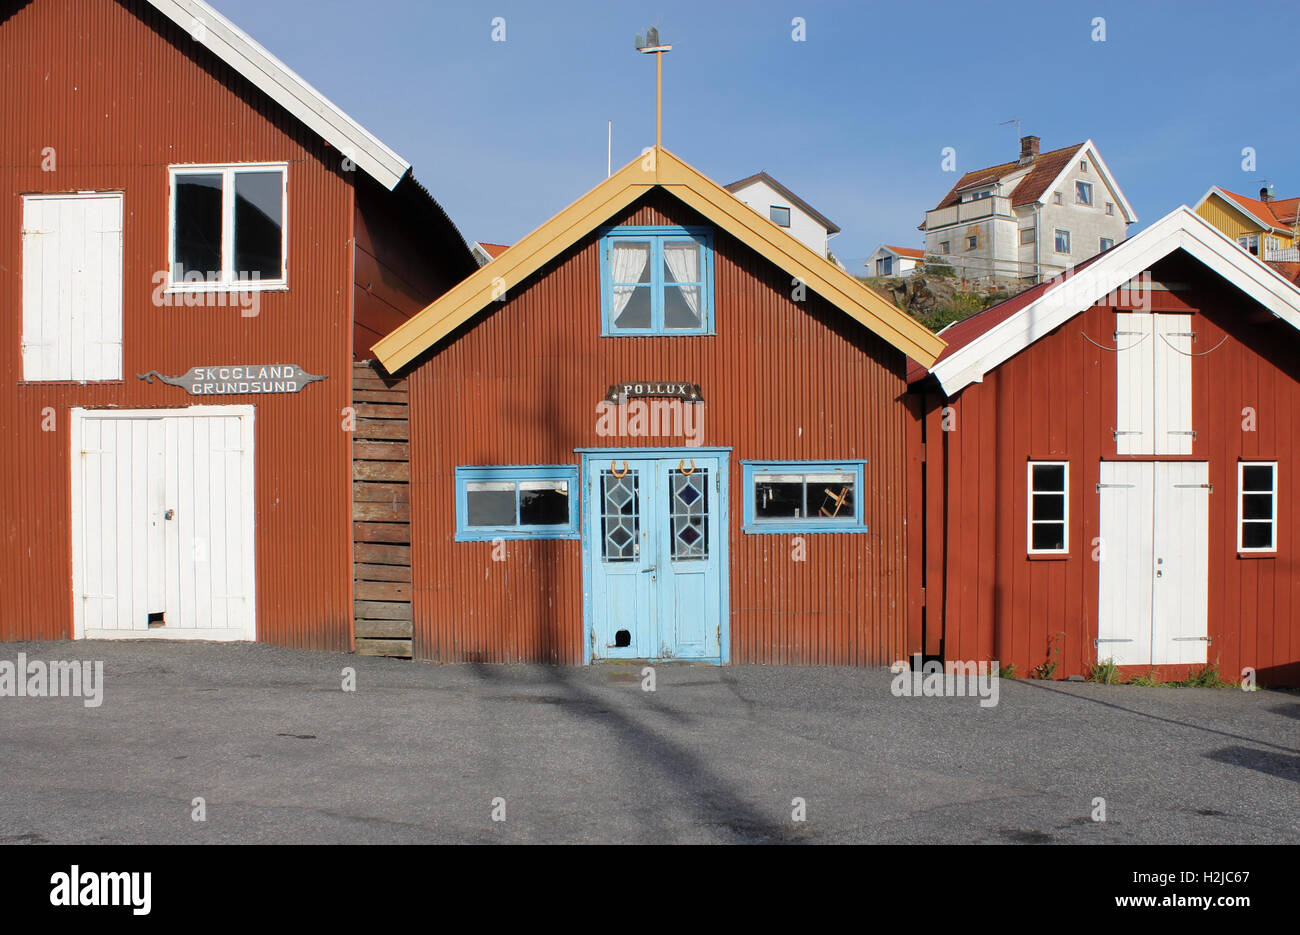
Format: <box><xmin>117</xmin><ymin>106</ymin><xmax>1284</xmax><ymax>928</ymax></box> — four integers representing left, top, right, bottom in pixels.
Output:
<box><xmin>371</xmin><ymin>148</ymin><xmax>945</xmax><ymax>665</ymax></box>
<box><xmin>907</xmin><ymin>207</ymin><xmax>1300</xmax><ymax>686</ymax></box>
<box><xmin>0</xmin><ymin>0</ymin><xmax>472</xmax><ymax>648</ymax></box>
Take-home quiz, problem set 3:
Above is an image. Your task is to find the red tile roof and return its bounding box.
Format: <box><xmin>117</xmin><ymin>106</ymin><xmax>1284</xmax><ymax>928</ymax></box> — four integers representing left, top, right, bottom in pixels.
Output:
<box><xmin>1267</xmin><ymin>261</ymin><xmax>1300</xmax><ymax>285</ymax></box>
<box><xmin>477</xmin><ymin>242</ymin><xmax>509</xmax><ymax>258</ymax></box>
<box><xmin>905</xmin><ymin>251</ymin><xmax>1108</xmax><ymax>384</ymax></box>
<box><xmin>884</xmin><ymin>245</ymin><xmax>926</xmax><ymax>259</ymax></box>
<box><xmin>933</xmin><ymin>143</ymin><xmax>1084</xmax><ymax>210</ymax></box>
<box><xmin>1217</xmin><ymin>189</ymin><xmax>1299</xmax><ymax>231</ymax></box>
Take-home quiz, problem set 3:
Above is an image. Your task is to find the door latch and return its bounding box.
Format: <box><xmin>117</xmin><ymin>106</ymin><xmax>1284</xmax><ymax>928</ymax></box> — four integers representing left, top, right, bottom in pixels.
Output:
<box><xmin>165</xmin><ymin>509</ymin><xmax>175</xmax><ymax>520</ymax></box>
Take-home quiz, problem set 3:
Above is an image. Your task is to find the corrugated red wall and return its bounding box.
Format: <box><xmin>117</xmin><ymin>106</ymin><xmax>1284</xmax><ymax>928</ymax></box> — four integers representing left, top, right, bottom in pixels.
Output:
<box><xmin>407</xmin><ymin>190</ymin><xmax>913</xmax><ymax>665</ymax></box>
<box><xmin>911</xmin><ymin>254</ymin><xmax>1300</xmax><ymax>685</ymax></box>
<box><xmin>0</xmin><ymin>0</ymin><xmax>354</xmax><ymax>648</ymax></box>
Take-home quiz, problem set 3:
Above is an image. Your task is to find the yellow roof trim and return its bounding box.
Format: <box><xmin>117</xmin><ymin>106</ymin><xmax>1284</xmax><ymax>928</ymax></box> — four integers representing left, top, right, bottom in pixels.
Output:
<box><xmin>372</xmin><ymin>146</ymin><xmax>944</xmax><ymax>372</ymax></box>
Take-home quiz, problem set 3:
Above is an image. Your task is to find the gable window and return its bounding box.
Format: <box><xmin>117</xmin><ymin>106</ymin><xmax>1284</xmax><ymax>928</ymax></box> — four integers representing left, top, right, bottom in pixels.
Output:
<box><xmin>21</xmin><ymin>192</ymin><xmax>123</xmax><ymax>381</ymax></box>
<box><xmin>1105</xmin><ymin>202</ymin><xmax>1115</xmax><ymax>216</ymax></box>
<box><xmin>1027</xmin><ymin>461</ymin><xmax>1068</xmax><ymax>554</ymax></box>
<box><xmin>600</xmin><ymin>226</ymin><xmax>713</xmax><ymax>335</ymax></box>
<box><xmin>1019</xmin><ymin>226</ymin><xmax>1035</xmax><ymax>245</ymax></box>
<box><xmin>1080</xmin><ymin>159</ymin><xmax>1090</xmax><ymax>173</ymax></box>
<box><xmin>1100</xmin><ymin>237</ymin><xmax>1115</xmax><ymax>251</ymax></box>
<box><xmin>1238</xmin><ymin>462</ymin><xmax>1277</xmax><ymax>553</ymax></box>
<box><xmin>1054</xmin><ymin>229</ymin><xmax>1071</xmax><ymax>253</ymax></box>
<box><xmin>1237</xmin><ymin>234</ymin><xmax>1260</xmax><ymax>256</ymax></box>
<box><xmin>1075</xmin><ymin>180</ymin><xmax>1094</xmax><ymax>205</ymax></box>
<box><xmin>455</xmin><ymin>466</ymin><xmax>579</xmax><ymax>540</ymax></box>
<box><xmin>966</xmin><ymin>234</ymin><xmax>978</xmax><ymax>251</ymax></box>
<box><xmin>1053</xmin><ymin>191</ymin><xmax>1063</xmax><ymax>205</ymax></box>
<box><xmin>169</xmin><ymin>164</ymin><xmax>287</xmax><ymax>290</ymax></box>
<box><xmin>742</xmin><ymin>461</ymin><xmax>867</xmax><ymax>534</ymax></box>
<box><xmin>877</xmin><ymin>256</ymin><xmax>893</xmax><ymax>276</ymax></box>
<box><xmin>770</xmin><ymin>205</ymin><xmax>791</xmax><ymax>227</ymax></box>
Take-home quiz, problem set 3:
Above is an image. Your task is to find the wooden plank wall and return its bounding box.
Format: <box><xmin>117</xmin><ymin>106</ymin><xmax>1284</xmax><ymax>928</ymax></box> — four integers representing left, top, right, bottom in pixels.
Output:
<box><xmin>352</xmin><ymin>361</ymin><xmax>413</xmax><ymax>657</ymax></box>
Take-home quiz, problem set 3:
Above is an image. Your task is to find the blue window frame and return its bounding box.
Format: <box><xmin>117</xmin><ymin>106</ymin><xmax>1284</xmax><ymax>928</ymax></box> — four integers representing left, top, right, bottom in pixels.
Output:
<box><xmin>599</xmin><ymin>226</ymin><xmax>714</xmax><ymax>335</ymax></box>
<box><xmin>455</xmin><ymin>465</ymin><xmax>580</xmax><ymax>541</ymax></box>
<box><xmin>741</xmin><ymin>461</ymin><xmax>869</xmax><ymax>534</ymax></box>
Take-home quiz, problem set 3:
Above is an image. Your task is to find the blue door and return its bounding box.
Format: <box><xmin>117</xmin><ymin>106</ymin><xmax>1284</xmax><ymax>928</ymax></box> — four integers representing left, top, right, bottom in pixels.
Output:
<box><xmin>586</xmin><ymin>453</ymin><xmax>726</xmax><ymax>662</ymax></box>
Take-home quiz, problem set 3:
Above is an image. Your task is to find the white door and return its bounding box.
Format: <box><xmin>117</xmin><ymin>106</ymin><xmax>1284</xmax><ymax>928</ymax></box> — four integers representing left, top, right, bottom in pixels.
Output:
<box><xmin>1152</xmin><ymin>462</ymin><xmax>1209</xmax><ymax>664</ymax></box>
<box><xmin>72</xmin><ymin>407</ymin><xmax>256</xmax><ymax>641</ymax></box>
<box><xmin>1097</xmin><ymin>461</ymin><xmax>1208</xmax><ymax>666</ymax></box>
<box><xmin>21</xmin><ymin>193</ymin><xmax>123</xmax><ymax>382</ymax></box>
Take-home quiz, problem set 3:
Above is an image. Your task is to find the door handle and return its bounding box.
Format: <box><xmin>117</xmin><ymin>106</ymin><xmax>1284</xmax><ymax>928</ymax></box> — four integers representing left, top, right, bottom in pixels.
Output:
<box><xmin>641</xmin><ymin>566</ymin><xmax>656</xmax><ymax>573</ymax></box>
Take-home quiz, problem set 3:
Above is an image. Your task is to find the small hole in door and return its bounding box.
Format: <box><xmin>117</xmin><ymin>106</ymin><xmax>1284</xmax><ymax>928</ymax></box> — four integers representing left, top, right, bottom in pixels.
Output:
<box><xmin>614</xmin><ymin>630</ymin><xmax>631</xmax><ymax>648</ymax></box>
<box><xmin>148</xmin><ymin>612</ymin><xmax>165</xmax><ymax>629</ymax></box>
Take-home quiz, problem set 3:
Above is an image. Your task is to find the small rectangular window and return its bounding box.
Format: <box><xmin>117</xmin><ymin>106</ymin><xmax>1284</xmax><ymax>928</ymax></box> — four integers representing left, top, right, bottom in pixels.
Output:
<box><xmin>966</xmin><ymin>235</ymin><xmax>978</xmax><ymax>251</ymax></box>
<box><xmin>742</xmin><ymin>461</ymin><xmax>867</xmax><ymax>534</ymax></box>
<box><xmin>770</xmin><ymin>205</ymin><xmax>791</xmax><ymax>227</ymax></box>
<box><xmin>938</xmin><ymin>240</ymin><xmax>950</xmax><ymax>254</ymax></box>
<box><xmin>169</xmin><ymin>164</ymin><xmax>287</xmax><ymax>290</ymax></box>
<box><xmin>1054</xmin><ymin>229</ymin><xmax>1071</xmax><ymax>253</ymax></box>
<box><xmin>455</xmin><ymin>466</ymin><xmax>579</xmax><ymax>540</ymax></box>
<box><xmin>1076</xmin><ymin>180</ymin><xmax>1093</xmax><ymax>205</ymax></box>
<box><xmin>1053</xmin><ymin>191</ymin><xmax>1063</xmax><ymax>205</ymax></box>
<box><xmin>1019</xmin><ymin>227</ymin><xmax>1035</xmax><ymax>245</ymax></box>
<box><xmin>1027</xmin><ymin>461</ymin><xmax>1068</xmax><ymax>554</ymax></box>
<box><xmin>878</xmin><ymin>256</ymin><xmax>893</xmax><ymax>276</ymax></box>
<box><xmin>1105</xmin><ymin>202</ymin><xmax>1114</xmax><ymax>216</ymax></box>
<box><xmin>1080</xmin><ymin>159</ymin><xmax>1089</xmax><ymax>173</ymax></box>
<box><xmin>1238</xmin><ymin>462</ymin><xmax>1277</xmax><ymax>552</ymax></box>
<box><xmin>1238</xmin><ymin>234</ymin><xmax>1260</xmax><ymax>256</ymax></box>
<box><xmin>1100</xmin><ymin>237</ymin><xmax>1115</xmax><ymax>251</ymax></box>
<box><xmin>601</xmin><ymin>226</ymin><xmax>712</xmax><ymax>335</ymax></box>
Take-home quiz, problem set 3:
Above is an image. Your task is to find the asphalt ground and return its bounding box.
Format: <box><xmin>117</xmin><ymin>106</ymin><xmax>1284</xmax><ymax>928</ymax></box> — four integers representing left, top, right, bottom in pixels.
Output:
<box><xmin>0</xmin><ymin>641</ymin><xmax>1296</xmax><ymax>844</ymax></box>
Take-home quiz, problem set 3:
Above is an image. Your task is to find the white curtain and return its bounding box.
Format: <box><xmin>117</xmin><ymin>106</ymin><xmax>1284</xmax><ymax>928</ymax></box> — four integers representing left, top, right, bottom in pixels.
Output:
<box><xmin>611</xmin><ymin>242</ymin><xmax>650</xmax><ymax>319</ymax></box>
<box><xmin>663</xmin><ymin>241</ymin><xmax>701</xmax><ymax>317</ymax></box>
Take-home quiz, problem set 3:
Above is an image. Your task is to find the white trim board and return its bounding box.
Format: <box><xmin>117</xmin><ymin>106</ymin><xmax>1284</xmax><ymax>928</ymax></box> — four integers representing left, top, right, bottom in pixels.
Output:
<box><xmin>1032</xmin><ymin>140</ymin><xmax>1138</xmax><ymax>223</ymax></box>
<box><xmin>929</xmin><ymin>205</ymin><xmax>1300</xmax><ymax>395</ymax></box>
<box><xmin>145</xmin><ymin>0</ymin><xmax>410</xmax><ymax>189</ymax></box>
<box><xmin>1192</xmin><ymin>186</ymin><xmax>1290</xmax><ymax>234</ymax></box>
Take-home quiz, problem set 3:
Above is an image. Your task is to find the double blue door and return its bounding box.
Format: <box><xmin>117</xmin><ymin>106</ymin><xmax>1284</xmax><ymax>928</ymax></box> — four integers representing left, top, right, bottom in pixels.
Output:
<box><xmin>585</xmin><ymin>453</ymin><xmax>726</xmax><ymax>662</ymax></box>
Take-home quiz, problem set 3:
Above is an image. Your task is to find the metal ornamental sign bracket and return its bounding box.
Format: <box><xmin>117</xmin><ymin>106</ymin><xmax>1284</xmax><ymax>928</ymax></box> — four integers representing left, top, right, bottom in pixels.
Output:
<box><xmin>138</xmin><ymin>364</ymin><xmax>326</xmax><ymax>396</ymax></box>
<box><xmin>605</xmin><ymin>381</ymin><xmax>703</xmax><ymax>403</ymax></box>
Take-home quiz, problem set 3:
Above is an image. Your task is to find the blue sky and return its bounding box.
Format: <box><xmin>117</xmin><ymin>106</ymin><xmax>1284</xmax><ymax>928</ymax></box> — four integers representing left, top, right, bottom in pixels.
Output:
<box><xmin>217</xmin><ymin>0</ymin><xmax>1300</xmax><ymax>270</ymax></box>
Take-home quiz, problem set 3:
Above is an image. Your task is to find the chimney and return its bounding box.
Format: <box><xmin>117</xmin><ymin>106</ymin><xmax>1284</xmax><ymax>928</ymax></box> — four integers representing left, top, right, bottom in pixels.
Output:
<box><xmin>1019</xmin><ymin>135</ymin><xmax>1040</xmax><ymax>165</ymax></box>
<box><xmin>1260</xmin><ymin>186</ymin><xmax>1272</xmax><ymax>203</ymax></box>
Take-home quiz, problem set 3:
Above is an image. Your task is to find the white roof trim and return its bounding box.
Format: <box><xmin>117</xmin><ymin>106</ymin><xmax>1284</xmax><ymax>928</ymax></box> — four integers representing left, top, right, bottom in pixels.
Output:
<box><xmin>1029</xmin><ymin>140</ymin><xmax>1138</xmax><ymax>223</ymax></box>
<box><xmin>1194</xmin><ymin>186</ymin><xmax>1289</xmax><ymax>234</ymax></box>
<box><xmin>145</xmin><ymin>0</ymin><xmax>410</xmax><ymax>189</ymax></box>
<box><xmin>929</xmin><ymin>205</ymin><xmax>1300</xmax><ymax>395</ymax></box>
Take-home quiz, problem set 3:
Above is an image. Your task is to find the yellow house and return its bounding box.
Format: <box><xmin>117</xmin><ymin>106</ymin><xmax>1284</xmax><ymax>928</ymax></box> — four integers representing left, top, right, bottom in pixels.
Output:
<box><xmin>1194</xmin><ymin>186</ymin><xmax>1299</xmax><ymax>259</ymax></box>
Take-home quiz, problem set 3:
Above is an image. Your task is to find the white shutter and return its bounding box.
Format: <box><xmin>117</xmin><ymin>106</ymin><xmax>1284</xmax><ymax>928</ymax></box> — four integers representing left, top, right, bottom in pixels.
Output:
<box><xmin>1154</xmin><ymin>314</ymin><xmax>1193</xmax><ymax>455</ymax></box>
<box><xmin>1097</xmin><ymin>461</ymin><xmax>1154</xmax><ymax>666</ymax></box>
<box><xmin>21</xmin><ymin>193</ymin><xmax>122</xmax><ymax>382</ymax></box>
<box><xmin>1152</xmin><ymin>462</ymin><xmax>1209</xmax><ymax>664</ymax></box>
<box><xmin>1114</xmin><ymin>312</ymin><xmax>1153</xmax><ymax>454</ymax></box>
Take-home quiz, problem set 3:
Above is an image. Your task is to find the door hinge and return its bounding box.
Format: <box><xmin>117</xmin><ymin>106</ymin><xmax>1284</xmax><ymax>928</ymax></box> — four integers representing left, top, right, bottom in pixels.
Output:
<box><xmin>1112</xmin><ymin>429</ymin><xmax>1141</xmax><ymax>440</ymax></box>
<box><xmin>1171</xmin><ymin>636</ymin><xmax>1212</xmax><ymax>643</ymax></box>
<box><xmin>1096</xmin><ymin>483</ymin><xmax>1136</xmax><ymax>492</ymax></box>
<box><xmin>1167</xmin><ymin>430</ymin><xmax>1197</xmax><ymax>439</ymax></box>
<box><xmin>1173</xmin><ymin>482</ymin><xmax>1213</xmax><ymax>491</ymax></box>
<box><xmin>1094</xmin><ymin>638</ymin><xmax>1134</xmax><ymax>645</ymax></box>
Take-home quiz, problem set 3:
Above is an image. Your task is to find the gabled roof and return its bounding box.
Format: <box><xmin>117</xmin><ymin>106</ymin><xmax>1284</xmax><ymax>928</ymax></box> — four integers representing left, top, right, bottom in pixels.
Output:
<box><xmin>882</xmin><ymin>245</ymin><xmax>926</xmax><ymax>260</ymax></box>
<box><xmin>1195</xmin><ymin>187</ymin><xmax>1300</xmax><ymax>233</ymax></box>
<box><xmin>145</xmin><ymin>0</ymin><xmax>410</xmax><ymax>189</ymax></box>
<box><xmin>724</xmin><ymin>171</ymin><xmax>841</xmax><ymax>234</ymax></box>
<box><xmin>477</xmin><ymin>242</ymin><xmax>510</xmax><ymax>259</ymax></box>
<box><xmin>372</xmin><ymin>147</ymin><xmax>944</xmax><ymax>373</ymax></box>
<box><xmin>916</xmin><ymin>206</ymin><xmax>1300</xmax><ymax>395</ymax></box>
<box><xmin>930</xmin><ymin>140</ymin><xmax>1137</xmax><ymax>223</ymax></box>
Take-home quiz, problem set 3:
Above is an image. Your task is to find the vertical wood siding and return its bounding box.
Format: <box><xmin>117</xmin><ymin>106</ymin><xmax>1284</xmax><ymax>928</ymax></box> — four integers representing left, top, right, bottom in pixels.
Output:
<box><xmin>0</xmin><ymin>0</ymin><xmax>354</xmax><ymax>648</ymax></box>
<box><xmin>913</xmin><ymin>254</ymin><xmax>1300</xmax><ymax>685</ymax></box>
<box><xmin>407</xmin><ymin>191</ymin><xmax>912</xmax><ymax>665</ymax></box>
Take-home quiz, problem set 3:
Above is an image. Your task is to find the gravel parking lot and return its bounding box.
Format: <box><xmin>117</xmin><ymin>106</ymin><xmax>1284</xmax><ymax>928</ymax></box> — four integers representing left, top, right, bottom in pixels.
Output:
<box><xmin>0</xmin><ymin>641</ymin><xmax>1296</xmax><ymax>844</ymax></box>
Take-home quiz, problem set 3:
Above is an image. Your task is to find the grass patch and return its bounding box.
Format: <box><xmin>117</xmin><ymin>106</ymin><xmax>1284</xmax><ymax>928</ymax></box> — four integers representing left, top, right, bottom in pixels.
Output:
<box><xmin>1172</xmin><ymin>663</ymin><xmax>1230</xmax><ymax>689</ymax></box>
<box><xmin>998</xmin><ymin>662</ymin><xmax>1017</xmax><ymax>680</ymax></box>
<box><xmin>1126</xmin><ymin>669</ymin><xmax>1164</xmax><ymax>687</ymax></box>
<box><xmin>1088</xmin><ymin>658</ymin><xmax>1121</xmax><ymax>684</ymax></box>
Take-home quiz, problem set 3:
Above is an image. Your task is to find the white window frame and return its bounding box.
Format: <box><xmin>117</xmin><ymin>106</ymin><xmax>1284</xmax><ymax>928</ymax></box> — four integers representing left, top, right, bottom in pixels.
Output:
<box><xmin>1019</xmin><ymin>226</ymin><xmax>1035</xmax><ymax>245</ymax></box>
<box><xmin>1237</xmin><ymin>233</ymin><xmax>1260</xmax><ymax>256</ymax></box>
<box><xmin>1053</xmin><ymin>191</ymin><xmax>1063</xmax><ymax>205</ymax></box>
<box><xmin>1105</xmin><ymin>202</ymin><xmax>1115</xmax><ymax>216</ymax></box>
<box><xmin>1027</xmin><ymin>460</ymin><xmax>1069</xmax><ymax>555</ymax></box>
<box><xmin>1054</xmin><ymin>229</ymin><xmax>1071</xmax><ymax>254</ymax></box>
<box><xmin>769</xmin><ymin>205</ymin><xmax>792</xmax><ymax>227</ymax></box>
<box><xmin>1080</xmin><ymin>159</ymin><xmax>1090</xmax><ymax>173</ymax></box>
<box><xmin>167</xmin><ymin>162</ymin><xmax>289</xmax><ymax>293</ymax></box>
<box><xmin>1237</xmin><ymin>461</ymin><xmax>1278</xmax><ymax>553</ymax></box>
<box><xmin>1100</xmin><ymin>237</ymin><xmax>1115</xmax><ymax>251</ymax></box>
<box><xmin>1075</xmin><ymin>180</ymin><xmax>1094</xmax><ymax>205</ymax></box>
